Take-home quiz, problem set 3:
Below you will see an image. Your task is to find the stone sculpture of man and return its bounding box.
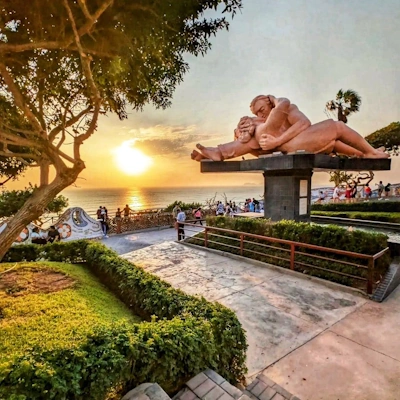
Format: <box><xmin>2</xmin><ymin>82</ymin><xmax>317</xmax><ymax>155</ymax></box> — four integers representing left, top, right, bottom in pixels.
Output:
<box><xmin>191</xmin><ymin>95</ymin><xmax>388</xmax><ymax>161</ymax></box>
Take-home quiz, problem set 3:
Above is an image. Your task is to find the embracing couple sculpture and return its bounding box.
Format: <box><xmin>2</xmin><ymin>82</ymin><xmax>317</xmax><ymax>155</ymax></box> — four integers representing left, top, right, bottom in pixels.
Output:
<box><xmin>191</xmin><ymin>95</ymin><xmax>389</xmax><ymax>161</ymax></box>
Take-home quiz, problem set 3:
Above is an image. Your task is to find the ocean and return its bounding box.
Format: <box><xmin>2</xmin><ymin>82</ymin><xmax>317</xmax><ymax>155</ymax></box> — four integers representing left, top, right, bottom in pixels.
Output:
<box><xmin>62</xmin><ymin>186</ymin><xmax>268</xmax><ymax>216</ymax></box>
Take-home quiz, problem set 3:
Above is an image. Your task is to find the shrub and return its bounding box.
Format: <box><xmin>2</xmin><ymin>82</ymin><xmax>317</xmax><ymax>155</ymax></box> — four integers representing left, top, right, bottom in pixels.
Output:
<box><xmin>1</xmin><ymin>241</ymin><xmax>247</xmax><ymax>399</ymax></box>
<box><xmin>197</xmin><ymin>217</ymin><xmax>391</xmax><ymax>289</ymax></box>
<box><xmin>311</xmin><ymin>201</ymin><xmax>400</xmax><ymax>212</ymax></box>
<box><xmin>164</xmin><ymin>200</ymin><xmax>203</xmax><ymax>212</ymax></box>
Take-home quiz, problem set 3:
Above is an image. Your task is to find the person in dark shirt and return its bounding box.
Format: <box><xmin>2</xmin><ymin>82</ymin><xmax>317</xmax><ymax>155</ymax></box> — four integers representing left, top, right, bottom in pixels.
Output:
<box><xmin>47</xmin><ymin>225</ymin><xmax>61</xmax><ymax>243</ymax></box>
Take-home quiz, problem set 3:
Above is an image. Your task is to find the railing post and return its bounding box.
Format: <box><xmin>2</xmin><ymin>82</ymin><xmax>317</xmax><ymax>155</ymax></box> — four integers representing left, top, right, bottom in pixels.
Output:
<box><xmin>367</xmin><ymin>258</ymin><xmax>374</xmax><ymax>295</ymax></box>
<box><xmin>204</xmin><ymin>228</ymin><xmax>208</xmax><ymax>248</ymax></box>
<box><xmin>240</xmin><ymin>234</ymin><xmax>244</xmax><ymax>256</ymax></box>
<box><xmin>290</xmin><ymin>243</ymin><xmax>295</xmax><ymax>270</ymax></box>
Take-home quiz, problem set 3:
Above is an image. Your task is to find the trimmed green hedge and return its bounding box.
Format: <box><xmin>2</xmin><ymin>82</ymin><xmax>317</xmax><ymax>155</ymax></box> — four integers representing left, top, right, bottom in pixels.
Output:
<box><xmin>311</xmin><ymin>201</ymin><xmax>400</xmax><ymax>213</ymax></box>
<box><xmin>1</xmin><ymin>241</ymin><xmax>247</xmax><ymax>399</ymax></box>
<box><xmin>311</xmin><ymin>211</ymin><xmax>400</xmax><ymax>223</ymax></box>
<box><xmin>191</xmin><ymin>217</ymin><xmax>391</xmax><ymax>289</ymax></box>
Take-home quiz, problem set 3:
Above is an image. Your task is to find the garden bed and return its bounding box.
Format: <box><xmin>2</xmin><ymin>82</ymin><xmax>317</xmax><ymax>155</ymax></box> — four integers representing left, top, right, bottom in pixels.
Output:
<box><xmin>1</xmin><ymin>241</ymin><xmax>247</xmax><ymax>399</ymax></box>
<box><xmin>311</xmin><ymin>211</ymin><xmax>400</xmax><ymax>223</ymax></box>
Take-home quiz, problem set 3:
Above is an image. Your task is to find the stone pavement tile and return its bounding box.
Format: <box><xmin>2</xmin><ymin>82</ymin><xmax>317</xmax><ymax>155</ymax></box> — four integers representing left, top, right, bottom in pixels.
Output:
<box><xmin>204</xmin><ymin>369</ymin><xmax>226</xmax><ymax>385</ymax></box>
<box><xmin>186</xmin><ymin>373</ymin><xmax>208</xmax><ymax>391</ymax></box>
<box><xmin>179</xmin><ymin>390</ymin><xmax>198</xmax><ymax>400</ymax></box>
<box><xmin>194</xmin><ymin>262</ymin><xmax>279</xmax><ymax>291</ymax></box>
<box><xmin>271</xmin><ymin>394</ymin><xmax>285</xmax><ymax>400</ymax></box>
<box><xmin>258</xmin><ymin>387</ymin><xmax>276</xmax><ymax>400</ymax></box>
<box><xmin>219</xmin><ymin>394</ymin><xmax>234</xmax><ymax>400</ymax></box>
<box><xmin>220</xmin><ymin>381</ymin><xmax>242</xmax><ymax>399</ymax></box>
<box><xmin>329</xmin><ymin>301</ymin><xmax>400</xmax><ymax>360</ymax></box>
<box><xmin>264</xmin><ymin>331</ymin><xmax>400</xmax><ymax>400</ymax></box>
<box><xmin>194</xmin><ymin>379</ymin><xmax>216</xmax><ymax>398</ymax></box>
<box><xmin>242</xmin><ymin>275</ymin><xmax>365</xmax><ymax>327</ymax></box>
<box><xmin>249</xmin><ymin>381</ymin><xmax>268</xmax><ymax>397</ymax></box>
<box><xmin>242</xmin><ymin>391</ymin><xmax>257</xmax><ymax>400</ymax></box>
<box><xmin>383</xmin><ymin>284</ymin><xmax>400</xmax><ymax>310</ymax></box>
<box><xmin>257</xmin><ymin>373</ymin><xmax>276</xmax><ymax>387</ymax></box>
<box><xmin>219</xmin><ymin>292</ymin><xmax>323</xmax><ymax>376</ymax></box>
<box><xmin>271</xmin><ymin>384</ymin><xmax>292</xmax><ymax>400</ymax></box>
<box><xmin>204</xmin><ymin>385</ymin><xmax>226</xmax><ymax>400</ymax></box>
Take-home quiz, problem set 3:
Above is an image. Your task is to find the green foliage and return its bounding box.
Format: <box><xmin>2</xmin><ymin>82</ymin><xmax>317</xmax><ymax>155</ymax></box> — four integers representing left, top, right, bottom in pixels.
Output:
<box><xmin>0</xmin><ymin>186</ymin><xmax>68</xmax><ymax>218</ymax></box>
<box><xmin>1</xmin><ymin>240</ymin><xmax>247</xmax><ymax>398</ymax></box>
<box><xmin>325</xmin><ymin>89</ymin><xmax>362</xmax><ymax>123</ymax></box>
<box><xmin>311</xmin><ymin>201</ymin><xmax>400</xmax><ymax>213</ymax></box>
<box><xmin>311</xmin><ymin>211</ymin><xmax>400</xmax><ymax>223</ymax></box>
<box><xmin>197</xmin><ymin>217</ymin><xmax>390</xmax><ymax>289</ymax></box>
<box><xmin>164</xmin><ymin>200</ymin><xmax>203</xmax><ymax>212</ymax></box>
<box><xmin>365</xmin><ymin>122</ymin><xmax>400</xmax><ymax>155</ymax></box>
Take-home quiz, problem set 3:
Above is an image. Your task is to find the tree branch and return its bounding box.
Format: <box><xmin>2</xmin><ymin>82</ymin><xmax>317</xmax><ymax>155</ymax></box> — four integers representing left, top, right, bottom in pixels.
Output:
<box><xmin>0</xmin><ymin>63</ymin><xmax>44</xmax><ymax>135</ymax></box>
<box><xmin>48</xmin><ymin>106</ymin><xmax>92</xmax><ymax>142</ymax></box>
<box><xmin>77</xmin><ymin>0</ymin><xmax>93</xmax><ymax>20</ymax></box>
<box><xmin>0</xmin><ymin>150</ymin><xmax>39</xmax><ymax>160</ymax></box>
<box><xmin>0</xmin><ymin>130</ymin><xmax>41</xmax><ymax>148</ymax></box>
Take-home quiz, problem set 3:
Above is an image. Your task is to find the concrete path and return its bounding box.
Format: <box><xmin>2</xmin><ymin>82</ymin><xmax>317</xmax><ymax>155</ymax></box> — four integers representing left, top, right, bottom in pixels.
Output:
<box><xmin>104</xmin><ymin>231</ymin><xmax>400</xmax><ymax>400</ymax></box>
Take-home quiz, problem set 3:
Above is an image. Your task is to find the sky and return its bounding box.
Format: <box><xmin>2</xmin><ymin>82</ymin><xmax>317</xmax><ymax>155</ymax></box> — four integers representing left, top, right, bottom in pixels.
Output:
<box><xmin>8</xmin><ymin>0</ymin><xmax>400</xmax><ymax>190</ymax></box>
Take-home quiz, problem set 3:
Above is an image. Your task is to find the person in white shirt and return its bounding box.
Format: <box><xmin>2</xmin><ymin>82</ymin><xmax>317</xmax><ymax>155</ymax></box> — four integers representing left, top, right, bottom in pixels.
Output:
<box><xmin>176</xmin><ymin>208</ymin><xmax>186</xmax><ymax>240</ymax></box>
<box><xmin>332</xmin><ymin>186</ymin><xmax>341</xmax><ymax>203</ymax></box>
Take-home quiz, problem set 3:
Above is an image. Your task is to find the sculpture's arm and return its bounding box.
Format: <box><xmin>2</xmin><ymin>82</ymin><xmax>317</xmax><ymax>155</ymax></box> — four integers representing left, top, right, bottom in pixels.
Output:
<box><xmin>276</xmin><ymin>105</ymin><xmax>311</xmax><ymax>146</ymax></box>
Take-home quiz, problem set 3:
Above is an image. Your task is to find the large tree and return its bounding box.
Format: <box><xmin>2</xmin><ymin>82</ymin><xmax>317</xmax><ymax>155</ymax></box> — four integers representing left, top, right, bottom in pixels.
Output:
<box><xmin>365</xmin><ymin>121</ymin><xmax>400</xmax><ymax>156</ymax></box>
<box><xmin>325</xmin><ymin>89</ymin><xmax>362</xmax><ymax>124</ymax></box>
<box><xmin>0</xmin><ymin>0</ymin><xmax>242</xmax><ymax>259</ymax></box>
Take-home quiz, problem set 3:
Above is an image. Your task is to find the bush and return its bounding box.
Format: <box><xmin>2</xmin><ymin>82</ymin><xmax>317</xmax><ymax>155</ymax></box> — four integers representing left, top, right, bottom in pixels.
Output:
<box><xmin>311</xmin><ymin>201</ymin><xmax>400</xmax><ymax>212</ymax></box>
<box><xmin>311</xmin><ymin>211</ymin><xmax>400</xmax><ymax>223</ymax></box>
<box><xmin>1</xmin><ymin>241</ymin><xmax>247</xmax><ymax>399</ymax></box>
<box><xmin>164</xmin><ymin>200</ymin><xmax>203</xmax><ymax>212</ymax></box>
<box><xmin>196</xmin><ymin>217</ymin><xmax>391</xmax><ymax>289</ymax></box>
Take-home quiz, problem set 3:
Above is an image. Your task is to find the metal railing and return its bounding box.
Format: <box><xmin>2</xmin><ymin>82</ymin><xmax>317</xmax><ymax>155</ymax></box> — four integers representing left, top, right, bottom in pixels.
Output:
<box><xmin>178</xmin><ymin>222</ymin><xmax>389</xmax><ymax>294</ymax></box>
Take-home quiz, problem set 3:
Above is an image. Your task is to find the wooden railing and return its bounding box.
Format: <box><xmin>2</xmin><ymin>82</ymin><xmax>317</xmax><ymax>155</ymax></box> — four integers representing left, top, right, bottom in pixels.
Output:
<box><xmin>179</xmin><ymin>222</ymin><xmax>389</xmax><ymax>294</ymax></box>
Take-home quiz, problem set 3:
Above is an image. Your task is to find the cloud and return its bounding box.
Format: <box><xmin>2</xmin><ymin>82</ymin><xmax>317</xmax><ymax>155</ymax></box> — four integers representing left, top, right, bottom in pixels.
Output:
<box><xmin>125</xmin><ymin>124</ymin><xmax>216</xmax><ymax>157</ymax></box>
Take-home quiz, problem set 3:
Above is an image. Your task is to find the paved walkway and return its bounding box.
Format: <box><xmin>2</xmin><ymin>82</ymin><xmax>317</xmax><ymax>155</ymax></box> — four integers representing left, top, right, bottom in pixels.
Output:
<box><xmin>104</xmin><ymin>230</ymin><xmax>400</xmax><ymax>400</ymax></box>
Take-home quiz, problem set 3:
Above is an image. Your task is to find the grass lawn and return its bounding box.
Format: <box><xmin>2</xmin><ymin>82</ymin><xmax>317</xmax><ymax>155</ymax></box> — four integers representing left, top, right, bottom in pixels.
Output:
<box><xmin>0</xmin><ymin>261</ymin><xmax>141</xmax><ymax>366</ymax></box>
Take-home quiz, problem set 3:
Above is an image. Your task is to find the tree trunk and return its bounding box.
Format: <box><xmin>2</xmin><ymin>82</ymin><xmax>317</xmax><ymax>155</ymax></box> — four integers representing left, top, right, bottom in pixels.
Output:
<box><xmin>0</xmin><ymin>166</ymin><xmax>82</xmax><ymax>261</ymax></box>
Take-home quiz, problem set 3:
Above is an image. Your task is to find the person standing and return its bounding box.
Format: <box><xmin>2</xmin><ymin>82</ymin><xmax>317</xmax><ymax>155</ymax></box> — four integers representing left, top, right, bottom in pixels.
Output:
<box><xmin>332</xmin><ymin>185</ymin><xmax>341</xmax><ymax>203</ymax></box>
<box><xmin>377</xmin><ymin>181</ymin><xmax>384</xmax><ymax>198</ymax></box>
<box><xmin>193</xmin><ymin>207</ymin><xmax>203</xmax><ymax>225</ymax></box>
<box><xmin>99</xmin><ymin>207</ymin><xmax>108</xmax><ymax>238</ymax></box>
<box><xmin>384</xmin><ymin>183</ymin><xmax>391</xmax><ymax>197</ymax></box>
<box><xmin>216</xmin><ymin>201</ymin><xmax>225</xmax><ymax>216</ymax></box>
<box><xmin>115</xmin><ymin>208</ymin><xmax>122</xmax><ymax>234</ymax></box>
<box><xmin>176</xmin><ymin>208</ymin><xmax>186</xmax><ymax>240</ymax></box>
<box><xmin>364</xmin><ymin>183</ymin><xmax>372</xmax><ymax>199</ymax></box>
<box><xmin>172</xmin><ymin>204</ymin><xmax>180</xmax><ymax>219</ymax></box>
<box><xmin>123</xmin><ymin>204</ymin><xmax>132</xmax><ymax>220</ymax></box>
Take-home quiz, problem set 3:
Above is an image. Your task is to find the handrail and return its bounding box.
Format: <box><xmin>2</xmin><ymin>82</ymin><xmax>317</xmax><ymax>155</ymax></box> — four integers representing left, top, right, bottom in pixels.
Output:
<box><xmin>180</xmin><ymin>222</ymin><xmax>390</xmax><ymax>295</ymax></box>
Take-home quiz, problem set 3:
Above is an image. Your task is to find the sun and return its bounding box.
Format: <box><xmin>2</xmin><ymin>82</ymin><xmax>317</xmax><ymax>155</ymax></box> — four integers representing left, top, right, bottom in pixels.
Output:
<box><xmin>113</xmin><ymin>140</ymin><xmax>153</xmax><ymax>175</ymax></box>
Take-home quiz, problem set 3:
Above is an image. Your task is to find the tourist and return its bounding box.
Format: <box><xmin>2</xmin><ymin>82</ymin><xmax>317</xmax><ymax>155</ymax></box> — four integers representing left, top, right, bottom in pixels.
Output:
<box><xmin>31</xmin><ymin>227</ymin><xmax>47</xmax><ymax>245</ymax></box>
<box><xmin>316</xmin><ymin>191</ymin><xmax>325</xmax><ymax>204</ymax></box>
<box><xmin>377</xmin><ymin>181</ymin><xmax>384</xmax><ymax>198</ymax></box>
<box><xmin>123</xmin><ymin>204</ymin><xmax>132</xmax><ymax>220</ymax></box>
<box><xmin>232</xmin><ymin>201</ymin><xmax>237</xmax><ymax>213</ymax></box>
<box><xmin>364</xmin><ymin>183</ymin><xmax>372</xmax><ymax>199</ymax></box>
<box><xmin>193</xmin><ymin>207</ymin><xmax>203</xmax><ymax>225</ymax></box>
<box><xmin>96</xmin><ymin>206</ymin><xmax>102</xmax><ymax>220</ymax></box>
<box><xmin>248</xmin><ymin>199</ymin><xmax>255</xmax><ymax>212</ymax></box>
<box><xmin>98</xmin><ymin>208</ymin><xmax>108</xmax><ymax>238</ymax></box>
<box><xmin>176</xmin><ymin>208</ymin><xmax>186</xmax><ymax>240</ymax></box>
<box><xmin>172</xmin><ymin>204</ymin><xmax>180</xmax><ymax>219</ymax></box>
<box><xmin>225</xmin><ymin>203</ymin><xmax>233</xmax><ymax>216</ymax></box>
<box><xmin>351</xmin><ymin>180</ymin><xmax>358</xmax><ymax>203</ymax></box>
<box><xmin>332</xmin><ymin>185</ymin><xmax>341</xmax><ymax>203</ymax></box>
<box><xmin>115</xmin><ymin>208</ymin><xmax>122</xmax><ymax>234</ymax></box>
<box><xmin>47</xmin><ymin>225</ymin><xmax>61</xmax><ymax>243</ymax></box>
<box><xmin>216</xmin><ymin>201</ymin><xmax>225</xmax><ymax>216</ymax></box>
<box><xmin>345</xmin><ymin>184</ymin><xmax>352</xmax><ymax>204</ymax></box>
<box><xmin>253</xmin><ymin>198</ymin><xmax>260</xmax><ymax>211</ymax></box>
<box><xmin>384</xmin><ymin>183</ymin><xmax>391</xmax><ymax>197</ymax></box>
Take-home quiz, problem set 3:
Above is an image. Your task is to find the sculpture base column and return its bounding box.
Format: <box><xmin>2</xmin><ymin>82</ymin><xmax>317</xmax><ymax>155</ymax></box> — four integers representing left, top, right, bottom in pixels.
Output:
<box><xmin>263</xmin><ymin>169</ymin><xmax>313</xmax><ymax>222</ymax></box>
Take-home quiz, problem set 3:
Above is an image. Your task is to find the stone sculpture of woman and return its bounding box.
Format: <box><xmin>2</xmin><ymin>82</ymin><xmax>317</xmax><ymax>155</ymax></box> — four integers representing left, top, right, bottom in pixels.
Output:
<box><xmin>191</xmin><ymin>95</ymin><xmax>389</xmax><ymax>161</ymax></box>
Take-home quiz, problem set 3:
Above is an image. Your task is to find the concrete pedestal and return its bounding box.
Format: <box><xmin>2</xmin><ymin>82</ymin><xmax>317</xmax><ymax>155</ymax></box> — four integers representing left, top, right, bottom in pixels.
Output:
<box><xmin>264</xmin><ymin>169</ymin><xmax>312</xmax><ymax>222</ymax></box>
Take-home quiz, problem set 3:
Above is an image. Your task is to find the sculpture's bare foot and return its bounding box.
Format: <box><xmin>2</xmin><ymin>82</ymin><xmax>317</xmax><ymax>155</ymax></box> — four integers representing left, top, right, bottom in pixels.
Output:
<box><xmin>191</xmin><ymin>149</ymin><xmax>207</xmax><ymax>162</ymax></box>
<box><xmin>195</xmin><ymin>144</ymin><xmax>223</xmax><ymax>161</ymax></box>
<box><xmin>364</xmin><ymin>149</ymin><xmax>390</xmax><ymax>159</ymax></box>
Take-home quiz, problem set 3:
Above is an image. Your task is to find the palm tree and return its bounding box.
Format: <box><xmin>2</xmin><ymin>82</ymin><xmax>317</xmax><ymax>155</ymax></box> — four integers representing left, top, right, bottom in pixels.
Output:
<box><xmin>325</xmin><ymin>89</ymin><xmax>362</xmax><ymax>124</ymax></box>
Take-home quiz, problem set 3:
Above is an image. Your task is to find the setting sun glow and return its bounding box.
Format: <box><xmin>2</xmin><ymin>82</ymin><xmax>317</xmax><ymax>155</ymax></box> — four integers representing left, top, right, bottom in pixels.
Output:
<box><xmin>114</xmin><ymin>140</ymin><xmax>153</xmax><ymax>175</ymax></box>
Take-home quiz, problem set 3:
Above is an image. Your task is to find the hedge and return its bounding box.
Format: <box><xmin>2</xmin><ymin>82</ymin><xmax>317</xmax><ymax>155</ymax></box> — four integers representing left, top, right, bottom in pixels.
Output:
<box><xmin>311</xmin><ymin>201</ymin><xmax>400</xmax><ymax>213</ymax></box>
<box><xmin>311</xmin><ymin>211</ymin><xmax>400</xmax><ymax>223</ymax></box>
<box><xmin>190</xmin><ymin>217</ymin><xmax>391</xmax><ymax>289</ymax></box>
<box><xmin>1</xmin><ymin>241</ymin><xmax>247</xmax><ymax>399</ymax></box>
